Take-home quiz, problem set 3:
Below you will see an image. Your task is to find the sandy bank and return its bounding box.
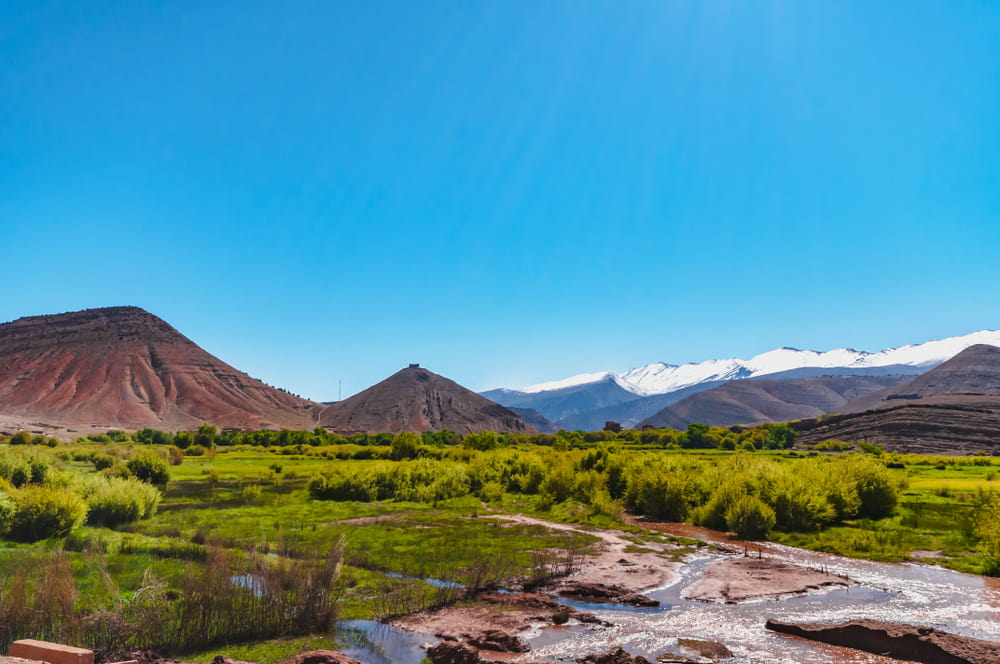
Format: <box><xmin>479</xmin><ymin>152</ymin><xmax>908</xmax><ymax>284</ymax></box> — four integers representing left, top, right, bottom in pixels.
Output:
<box><xmin>484</xmin><ymin>514</ymin><xmax>682</xmax><ymax>594</ymax></box>
<box><xmin>685</xmin><ymin>556</ymin><xmax>852</xmax><ymax>603</ymax></box>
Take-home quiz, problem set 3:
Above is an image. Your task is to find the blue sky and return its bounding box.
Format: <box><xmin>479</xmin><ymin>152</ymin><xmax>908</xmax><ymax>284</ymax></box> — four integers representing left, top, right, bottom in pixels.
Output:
<box><xmin>2</xmin><ymin>1</ymin><xmax>998</xmax><ymax>400</ymax></box>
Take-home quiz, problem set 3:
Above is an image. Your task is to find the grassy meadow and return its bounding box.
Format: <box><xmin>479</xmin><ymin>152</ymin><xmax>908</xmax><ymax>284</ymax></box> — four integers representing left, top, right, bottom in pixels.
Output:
<box><xmin>0</xmin><ymin>426</ymin><xmax>997</xmax><ymax>661</ymax></box>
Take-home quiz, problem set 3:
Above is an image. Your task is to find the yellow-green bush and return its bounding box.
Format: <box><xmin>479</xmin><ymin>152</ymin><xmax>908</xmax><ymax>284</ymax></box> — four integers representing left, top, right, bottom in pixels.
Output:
<box><xmin>8</xmin><ymin>486</ymin><xmax>87</xmax><ymax>541</ymax></box>
<box><xmin>82</xmin><ymin>476</ymin><xmax>162</xmax><ymax>527</ymax></box>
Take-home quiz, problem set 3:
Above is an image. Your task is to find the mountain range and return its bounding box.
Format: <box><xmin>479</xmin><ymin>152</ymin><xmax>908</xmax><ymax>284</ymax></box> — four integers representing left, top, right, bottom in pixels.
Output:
<box><xmin>0</xmin><ymin>307</ymin><xmax>534</xmax><ymax>436</ymax></box>
<box><xmin>482</xmin><ymin>330</ymin><xmax>1000</xmax><ymax>428</ymax></box>
<box><xmin>2</xmin><ymin>306</ymin><xmax>999</xmax><ymax>453</ymax></box>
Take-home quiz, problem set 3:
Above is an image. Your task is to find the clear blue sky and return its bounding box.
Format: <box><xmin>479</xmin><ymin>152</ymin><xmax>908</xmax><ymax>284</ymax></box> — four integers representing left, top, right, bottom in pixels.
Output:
<box><xmin>2</xmin><ymin>1</ymin><xmax>998</xmax><ymax>400</ymax></box>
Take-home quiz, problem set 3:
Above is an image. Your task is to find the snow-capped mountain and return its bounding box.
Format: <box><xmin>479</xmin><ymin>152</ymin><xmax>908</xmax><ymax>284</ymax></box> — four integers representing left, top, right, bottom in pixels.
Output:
<box><xmin>517</xmin><ymin>371</ymin><xmax>635</xmax><ymax>394</ymax></box>
<box><xmin>514</xmin><ymin>329</ymin><xmax>1000</xmax><ymax>398</ymax></box>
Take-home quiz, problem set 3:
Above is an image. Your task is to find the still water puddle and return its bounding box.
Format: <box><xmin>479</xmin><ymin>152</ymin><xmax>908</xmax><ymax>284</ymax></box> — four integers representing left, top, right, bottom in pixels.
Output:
<box><xmin>336</xmin><ymin>620</ymin><xmax>436</xmax><ymax>664</ymax></box>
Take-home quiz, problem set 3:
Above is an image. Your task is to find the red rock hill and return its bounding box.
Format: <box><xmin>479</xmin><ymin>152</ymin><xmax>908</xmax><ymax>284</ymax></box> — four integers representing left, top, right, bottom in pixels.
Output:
<box><xmin>0</xmin><ymin>306</ymin><xmax>316</xmax><ymax>430</ymax></box>
<box><xmin>318</xmin><ymin>365</ymin><xmax>535</xmax><ymax>434</ymax></box>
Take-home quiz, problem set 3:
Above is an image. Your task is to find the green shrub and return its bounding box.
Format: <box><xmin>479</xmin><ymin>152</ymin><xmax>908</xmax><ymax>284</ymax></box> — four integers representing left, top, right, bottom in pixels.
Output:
<box><xmin>0</xmin><ymin>491</ymin><xmax>15</xmax><ymax>534</ymax></box>
<box><xmin>725</xmin><ymin>494</ymin><xmax>776</xmax><ymax>539</ymax></box>
<box><xmin>92</xmin><ymin>453</ymin><xmax>116</xmax><ymax>471</ymax></box>
<box><xmin>623</xmin><ymin>457</ymin><xmax>700</xmax><ymax>522</ymax></box>
<box><xmin>309</xmin><ymin>471</ymin><xmax>372</xmax><ymax>501</ymax></box>
<box><xmin>837</xmin><ymin>454</ymin><xmax>898</xmax><ymax>519</ymax></box>
<box><xmin>0</xmin><ymin>451</ymin><xmax>49</xmax><ymax>488</ymax></box>
<box><xmin>102</xmin><ymin>462</ymin><xmax>133</xmax><ymax>480</ymax></box>
<box><xmin>8</xmin><ymin>486</ymin><xmax>87</xmax><ymax>541</ymax></box>
<box><xmin>8</xmin><ymin>431</ymin><xmax>32</xmax><ymax>445</ymax></box>
<box><xmin>813</xmin><ymin>439</ymin><xmax>855</xmax><ymax>452</ymax></box>
<box><xmin>127</xmin><ymin>449</ymin><xmax>171</xmax><ymax>484</ymax></box>
<box><xmin>241</xmin><ymin>484</ymin><xmax>262</xmax><ymax>504</ymax></box>
<box><xmin>390</xmin><ymin>432</ymin><xmax>421</xmax><ymax>460</ymax></box>
<box><xmin>83</xmin><ymin>477</ymin><xmax>162</xmax><ymax>527</ymax></box>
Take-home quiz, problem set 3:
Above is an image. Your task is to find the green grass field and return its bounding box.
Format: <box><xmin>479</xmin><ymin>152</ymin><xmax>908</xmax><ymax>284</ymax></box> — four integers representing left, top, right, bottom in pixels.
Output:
<box><xmin>0</xmin><ymin>440</ymin><xmax>997</xmax><ymax>661</ymax></box>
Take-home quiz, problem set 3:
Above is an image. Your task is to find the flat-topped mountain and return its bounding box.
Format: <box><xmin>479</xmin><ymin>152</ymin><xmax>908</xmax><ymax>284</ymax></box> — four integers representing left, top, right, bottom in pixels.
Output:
<box><xmin>318</xmin><ymin>365</ymin><xmax>535</xmax><ymax>434</ymax></box>
<box><xmin>0</xmin><ymin>306</ymin><xmax>316</xmax><ymax>430</ymax></box>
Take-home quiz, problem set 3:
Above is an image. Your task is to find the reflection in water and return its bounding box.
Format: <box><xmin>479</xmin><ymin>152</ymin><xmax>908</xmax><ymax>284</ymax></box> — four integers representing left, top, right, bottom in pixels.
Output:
<box><xmin>336</xmin><ymin>620</ymin><xmax>436</xmax><ymax>664</ymax></box>
<box><xmin>526</xmin><ymin>523</ymin><xmax>1000</xmax><ymax>664</ymax></box>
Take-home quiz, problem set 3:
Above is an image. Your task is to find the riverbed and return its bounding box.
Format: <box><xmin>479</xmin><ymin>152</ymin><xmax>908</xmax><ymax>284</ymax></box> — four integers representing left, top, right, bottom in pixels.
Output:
<box><xmin>338</xmin><ymin>521</ymin><xmax>1000</xmax><ymax>664</ymax></box>
<box><xmin>527</xmin><ymin>523</ymin><xmax>1000</xmax><ymax>663</ymax></box>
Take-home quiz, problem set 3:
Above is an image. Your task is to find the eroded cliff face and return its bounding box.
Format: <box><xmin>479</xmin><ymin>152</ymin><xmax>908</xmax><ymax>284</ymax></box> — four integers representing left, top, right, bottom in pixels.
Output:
<box><xmin>793</xmin><ymin>394</ymin><xmax>1000</xmax><ymax>454</ymax></box>
<box><xmin>792</xmin><ymin>345</ymin><xmax>1000</xmax><ymax>454</ymax></box>
<box><xmin>318</xmin><ymin>365</ymin><xmax>535</xmax><ymax>435</ymax></box>
<box><xmin>0</xmin><ymin>306</ymin><xmax>316</xmax><ymax>430</ymax></box>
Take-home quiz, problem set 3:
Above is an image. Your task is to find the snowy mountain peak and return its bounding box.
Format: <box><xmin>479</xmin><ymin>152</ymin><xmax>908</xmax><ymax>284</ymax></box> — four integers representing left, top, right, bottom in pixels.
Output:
<box><xmin>506</xmin><ymin>329</ymin><xmax>1000</xmax><ymax>398</ymax></box>
<box><xmin>520</xmin><ymin>371</ymin><xmax>626</xmax><ymax>394</ymax></box>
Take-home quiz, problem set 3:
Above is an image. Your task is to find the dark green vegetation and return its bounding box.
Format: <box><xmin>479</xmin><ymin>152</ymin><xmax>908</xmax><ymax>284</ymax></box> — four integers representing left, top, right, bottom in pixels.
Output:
<box><xmin>0</xmin><ymin>422</ymin><xmax>997</xmax><ymax>662</ymax></box>
<box><xmin>83</xmin><ymin>421</ymin><xmax>802</xmax><ymax>453</ymax></box>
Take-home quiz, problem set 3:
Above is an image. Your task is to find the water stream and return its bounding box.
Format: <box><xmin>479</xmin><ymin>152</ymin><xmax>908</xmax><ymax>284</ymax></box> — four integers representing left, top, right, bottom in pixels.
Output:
<box><xmin>527</xmin><ymin>523</ymin><xmax>1000</xmax><ymax>664</ymax></box>
<box><xmin>284</xmin><ymin>523</ymin><xmax>1000</xmax><ymax>664</ymax></box>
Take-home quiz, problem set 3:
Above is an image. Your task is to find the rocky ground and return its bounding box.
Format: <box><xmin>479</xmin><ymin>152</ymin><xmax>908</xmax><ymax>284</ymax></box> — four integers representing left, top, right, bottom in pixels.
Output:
<box><xmin>483</xmin><ymin>514</ymin><xmax>681</xmax><ymax>594</ymax></box>
<box><xmin>766</xmin><ymin>619</ymin><xmax>1000</xmax><ymax>664</ymax></box>
<box><xmin>391</xmin><ymin>591</ymin><xmax>604</xmax><ymax>642</ymax></box>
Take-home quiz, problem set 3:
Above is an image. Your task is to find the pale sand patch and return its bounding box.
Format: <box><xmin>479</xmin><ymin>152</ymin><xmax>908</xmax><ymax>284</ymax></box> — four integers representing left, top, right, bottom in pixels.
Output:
<box><xmin>322</xmin><ymin>514</ymin><xmax>402</xmax><ymax>526</ymax></box>
<box><xmin>685</xmin><ymin>556</ymin><xmax>852</xmax><ymax>603</ymax></box>
<box><xmin>483</xmin><ymin>513</ymin><xmax>682</xmax><ymax>593</ymax></box>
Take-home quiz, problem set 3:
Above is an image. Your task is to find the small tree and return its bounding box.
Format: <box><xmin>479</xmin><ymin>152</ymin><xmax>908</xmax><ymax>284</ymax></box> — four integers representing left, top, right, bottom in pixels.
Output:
<box><xmin>8</xmin><ymin>431</ymin><xmax>31</xmax><ymax>446</ymax></box>
<box><xmin>390</xmin><ymin>432</ymin><xmax>421</xmax><ymax>460</ymax></box>
<box><xmin>725</xmin><ymin>494</ymin><xmax>776</xmax><ymax>540</ymax></box>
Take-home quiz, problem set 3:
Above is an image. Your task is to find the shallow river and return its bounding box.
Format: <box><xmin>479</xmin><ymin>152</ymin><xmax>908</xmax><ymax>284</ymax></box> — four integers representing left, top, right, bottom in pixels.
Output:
<box><xmin>337</xmin><ymin>523</ymin><xmax>1000</xmax><ymax>664</ymax></box>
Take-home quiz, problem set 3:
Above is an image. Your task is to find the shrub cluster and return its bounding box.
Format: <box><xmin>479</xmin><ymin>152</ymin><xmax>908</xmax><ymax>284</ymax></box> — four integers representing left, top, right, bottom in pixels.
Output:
<box><xmin>0</xmin><ymin>450</ymin><xmax>164</xmax><ymax>542</ymax></box>
<box><xmin>307</xmin><ymin>444</ymin><xmax>900</xmax><ymax>541</ymax></box>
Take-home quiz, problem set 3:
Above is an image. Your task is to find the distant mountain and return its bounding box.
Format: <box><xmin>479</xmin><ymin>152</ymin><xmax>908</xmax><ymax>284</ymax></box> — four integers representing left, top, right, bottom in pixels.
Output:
<box><xmin>318</xmin><ymin>365</ymin><xmax>534</xmax><ymax>434</ymax></box>
<box><xmin>840</xmin><ymin>344</ymin><xmax>1000</xmax><ymax>413</ymax></box>
<box><xmin>481</xmin><ymin>374</ymin><xmax>638</xmax><ymax>425</ymax></box>
<box><xmin>554</xmin><ymin>381</ymin><xmax>730</xmax><ymax>431</ymax></box>
<box><xmin>0</xmin><ymin>306</ymin><xmax>316</xmax><ymax>430</ymax></box>
<box><xmin>640</xmin><ymin>375</ymin><xmax>912</xmax><ymax>430</ymax></box>
<box><xmin>508</xmin><ymin>407</ymin><xmax>558</xmax><ymax>434</ymax></box>
<box><xmin>794</xmin><ymin>345</ymin><xmax>1000</xmax><ymax>454</ymax></box>
<box><xmin>485</xmin><ymin>330</ymin><xmax>1000</xmax><ymax>429</ymax></box>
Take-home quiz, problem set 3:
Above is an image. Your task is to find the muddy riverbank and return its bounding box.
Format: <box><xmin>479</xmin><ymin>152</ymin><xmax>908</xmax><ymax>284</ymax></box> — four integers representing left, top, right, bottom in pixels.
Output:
<box><xmin>391</xmin><ymin>517</ymin><xmax>1000</xmax><ymax>664</ymax></box>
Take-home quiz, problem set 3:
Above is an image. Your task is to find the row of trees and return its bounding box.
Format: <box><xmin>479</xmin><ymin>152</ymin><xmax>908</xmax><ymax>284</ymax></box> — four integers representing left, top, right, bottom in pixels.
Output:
<box><xmin>66</xmin><ymin>421</ymin><xmax>799</xmax><ymax>453</ymax></box>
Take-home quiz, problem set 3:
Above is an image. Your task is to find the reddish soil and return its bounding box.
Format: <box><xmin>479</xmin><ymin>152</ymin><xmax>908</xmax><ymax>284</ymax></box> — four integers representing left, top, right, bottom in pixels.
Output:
<box><xmin>766</xmin><ymin>619</ymin><xmax>1000</xmax><ymax>664</ymax></box>
<box><xmin>317</xmin><ymin>365</ymin><xmax>535</xmax><ymax>434</ymax></box>
<box><xmin>685</xmin><ymin>556</ymin><xmax>852</xmax><ymax>603</ymax></box>
<box><xmin>0</xmin><ymin>307</ymin><xmax>316</xmax><ymax>432</ymax></box>
<box><xmin>392</xmin><ymin>591</ymin><xmax>601</xmax><ymax>638</ymax></box>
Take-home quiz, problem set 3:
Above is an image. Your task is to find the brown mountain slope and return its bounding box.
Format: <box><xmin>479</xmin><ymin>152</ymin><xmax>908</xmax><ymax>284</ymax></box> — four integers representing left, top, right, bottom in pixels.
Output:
<box><xmin>318</xmin><ymin>365</ymin><xmax>536</xmax><ymax>434</ymax></box>
<box><xmin>841</xmin><ymin>344</ymin><xmax>1000</xmax><ymax>413</ymax></box>
<box><xmin>0</xmin><ymin>306</ymin><xmax>316</xmax><ymax>431</ymax></box>
<box><xmin>793</xmin><ymin>345</ymin><xmax>1000</xmax><ymax>454</ymax></box>
<box><xmin>639</xmin><ymin>375</ymin><xmax>911</xmax><ymax>430</ymax></box>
